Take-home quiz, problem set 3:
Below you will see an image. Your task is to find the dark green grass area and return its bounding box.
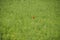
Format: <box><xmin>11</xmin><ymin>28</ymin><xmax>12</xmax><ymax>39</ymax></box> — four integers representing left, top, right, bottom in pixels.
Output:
<box><xmin>0</xmin><ymin>0</ymin><xmax>60</xmax><ymax>40</ymax></box>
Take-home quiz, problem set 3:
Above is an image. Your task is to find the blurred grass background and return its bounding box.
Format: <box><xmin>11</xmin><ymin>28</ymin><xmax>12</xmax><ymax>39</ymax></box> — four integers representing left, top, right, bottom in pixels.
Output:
<box><xmin>0</xmin><ymin>0</ymin><xmax>60</xmax><ymax>40</ymax></box>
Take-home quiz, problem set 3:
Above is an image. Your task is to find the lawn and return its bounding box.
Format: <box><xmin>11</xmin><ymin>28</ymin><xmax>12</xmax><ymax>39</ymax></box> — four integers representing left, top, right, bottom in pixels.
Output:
<box><xmin>0</xmin><ymin>0</ymin><xmax>60</xmax><ymax>40</ymax></box>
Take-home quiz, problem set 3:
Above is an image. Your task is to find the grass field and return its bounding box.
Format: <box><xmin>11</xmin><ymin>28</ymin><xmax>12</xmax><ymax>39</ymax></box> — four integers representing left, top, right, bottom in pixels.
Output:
<box><xmin>0</xmin><ymin>0</ymin><xmax>60</xmax><ymax>40</ymax></box>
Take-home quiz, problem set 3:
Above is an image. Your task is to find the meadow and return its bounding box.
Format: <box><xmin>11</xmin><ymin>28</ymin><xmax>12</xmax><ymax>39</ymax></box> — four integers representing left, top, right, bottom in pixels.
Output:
<box><xmin>0</xmin><ymin>0</ymin><xmax>60</xmax><ymax>40</ymax></box>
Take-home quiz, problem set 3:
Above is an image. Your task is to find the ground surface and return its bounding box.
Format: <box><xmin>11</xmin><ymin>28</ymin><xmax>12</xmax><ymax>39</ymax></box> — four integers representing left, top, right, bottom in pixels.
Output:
<box><xmin>0</xmin><ymin>0</ymin><xmax>60</xmax><ymax>40</ymax></box>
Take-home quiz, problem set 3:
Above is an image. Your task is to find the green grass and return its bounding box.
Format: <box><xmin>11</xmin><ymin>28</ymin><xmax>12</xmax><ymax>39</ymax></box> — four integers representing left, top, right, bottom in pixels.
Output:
<box><xmin>0</xmin><ymin>0</ymin><xmax>60</xmax><ymax>40</ymax></box>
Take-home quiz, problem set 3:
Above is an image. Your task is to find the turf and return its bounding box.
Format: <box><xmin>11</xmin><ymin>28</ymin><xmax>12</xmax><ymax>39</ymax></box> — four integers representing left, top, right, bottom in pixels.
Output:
<box><xmin>0</xmin><ymin>0</ymin><xmax>60</xmax><ymax>40</ymax></box>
